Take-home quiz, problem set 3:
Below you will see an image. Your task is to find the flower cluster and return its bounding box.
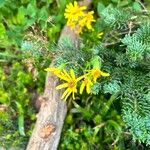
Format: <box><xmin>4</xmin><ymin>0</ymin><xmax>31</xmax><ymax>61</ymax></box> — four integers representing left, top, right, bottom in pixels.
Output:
<box><xmin>64</xmin><ymin>1</ymin><xmax>95</xmax><ymax>33</ymax></box>
<box><xmin>45</xmin><ymin>67</ymin><xmax>110</xmax><ymax>100</ymax></box>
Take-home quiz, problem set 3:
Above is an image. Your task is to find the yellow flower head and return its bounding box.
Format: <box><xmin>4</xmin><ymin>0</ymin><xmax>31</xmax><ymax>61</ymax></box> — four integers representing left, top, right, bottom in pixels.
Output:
<box><xmin>56</xmin><ymin>69</ymin><xmax>83</xmax><ymax>100</ymax></box>
<box><xmin>64</xmin><ymin>1</ymin><xmax>95</xmax><ymax>34</ymax></box>
<box><xmin>64</xmin><ymin>1</ymin><xmax>86</xmax><ymax>21</ymax></box>
<box><xmin>82</xmin><ymin>11</ymin><xmax>95</xmax><ymax>31</ymax></box>
<box><xmin>80</xmin><ymin>77</ymin><xmax>93</xmax><ymax>94</ymax></box>
<box><xmin>79</xmin><ymin>11</ymin><xmax>95</xmax><ymax>31</ymax></box>
<box><xmin>87</xmin><ymin>68</ymin><xmax>110</xmax><ymax>83</ymax></box>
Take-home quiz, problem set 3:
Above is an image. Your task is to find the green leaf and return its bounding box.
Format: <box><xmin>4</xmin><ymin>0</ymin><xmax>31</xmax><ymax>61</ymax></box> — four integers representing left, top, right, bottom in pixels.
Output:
<box><xmin>93</xmin><ymin>115</ymin><xmax>102</xmax><ymax>124</ymax></box>
<box><xmin>16</xmin><ymin>7</ymin><xmax>26</xmax><ymax>24</ymax></box>
<box><xmin>133</xmin><ymin>2</ymin><xmax>142</xmax><ymax>12</ymax></box>
<box><xmin>25</xmin><ymin>18</ymin><xmax>36</xmax><ymax>27</ymax></box>
<box><xmin>66</xmin><ymin>114</ymin><xmax>73</xmax><ymax>124</ymax></box>
<box><xmin>111</xmin><ymin>0</ymin><xmax>119</xmax><ymax>3</ymax></box>
<box><xmin>97</xmin><ymin>2</ymin><xmax>105</xmax><ymax>17</ymax></box>
<box><xmin>118</xmin><ymin>0</ymin><xmax>130</xmax><ymax>7</ymax></box>
<box><xmin>26</xmin><ymin>3</ymin><xmax>37</xmax><ymax>18</ymax></box>
<box><xmin>38</xmin><ymin>7</ymin><xmax>48</xmax><ymax>21</ymax></box>
<box><xmin>40</xmin><ymin>0</ymin><xmax>53</xmax><ymax>3</ymax></box>
<box><xmin>57</xmin><ymin>0</ymin><xmax>66</xmax><ymax>9</ymax></box>
<box><xmin>18</xmin><ymin>114</ymin><xmax>25</xmax><ymax>136</ymax></box>
<box><xmin>21</xmin><ymin>0</ymin><xmax>30</xmax><ymax>4</ymax></box>
<box><xmin>90</xmin><ymin>55</ymin><xmax>101</xmax><ymax>69</ymax></box>
<box><xmin>15</xmin><ymin>102</ymin><xmax>25</xmax><ymax>136</ymax></box>
<box><xmin>0</xmin><ymin>88</ymin><xmax>9</xmax><ymax>104</ymax></box>
<box><xmin>0</xmin><ymin>23</ymin><xmax>6</xmax><ymax>38</ymax></box>
<box><xmin>107</xmin><ymin>120</ymin><xmax>122</xmax><ymax>133</ymax></box>
<box><xmin>16</xmin><ymin>102</ymin><xmax>24</xmax><ymax>114</ymax></box>
<box><xmin>101</xmin><ymin>94</ymin><xmax>118</xmax><ymax>115</ymax></box>
<box><xmin>38</xmin><ymin>7</ymin><xmax>49</xmax><ymax>29</ymax></box>
<box><xmin>5</xmin><ymin>134</ymin><xmax>11</xmax><ymax>140</ymax></box>
<box><xmin>0</xmin><ymin>0</ymin><xmax>5</xmax><ymax>8</ymax></box>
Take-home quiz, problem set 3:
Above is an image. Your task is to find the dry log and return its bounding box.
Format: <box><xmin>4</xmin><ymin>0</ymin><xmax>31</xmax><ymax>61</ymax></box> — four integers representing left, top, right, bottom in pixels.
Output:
<box><xmin>26</xmin><ymin>1</ymin><xmax>91</xmax><ymax>150</ymax></box>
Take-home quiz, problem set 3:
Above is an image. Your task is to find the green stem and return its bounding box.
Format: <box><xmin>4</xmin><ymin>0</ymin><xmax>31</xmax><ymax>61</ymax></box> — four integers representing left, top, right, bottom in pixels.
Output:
<box><xmin>101</xmin><ymin>93</ymin><xmax>119</xmax><ymax>116</ymax></box>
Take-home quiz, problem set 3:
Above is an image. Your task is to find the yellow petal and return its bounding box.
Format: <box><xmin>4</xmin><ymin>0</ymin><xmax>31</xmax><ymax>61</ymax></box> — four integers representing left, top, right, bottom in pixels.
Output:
<box><xmin>57</xmin><ymin>73</ymin><xmax>70</xmax><ymax>82</ymax></box>
<box><xmin>93</xmin><ymin>77</ymin><xmax>97</xmax><ymax>83</ymax></box>
<box><xmin>80</xmin><ymin>6</ymin><xmax>87</xmax><ymax>10</ymax></box>
<box><xmin>56</xmin><ymin>83</ymin><xmax>68</xmax><ymax>89</ymax></box>
<box><xmin>44</xmin><ymin>67</ymin><xmax>56</xmax><ymax>72</ymax></box>
<box><xmin>86</xmin><ymin>84</ymin><xmax>91</xmax><ymax>94</ymax></box>
<box><xmin>64</xmin><ymin>13</ymin><xmax>69</xmax><ymax>18</ymax></box>
<box><xmin>70</xmin><ymin>69</ymin><xmax>75</xmax><ymax>79</ymax></box>
<box><xmin>89</xmin><ymin>11</ymin><xmax>94</xmax><ymax>15</ymax></box>
<box><xmin>65</xmin><ymin>8</ymin><xmax>70</xmax><ymax>12</ymax></box>
<box><xmin>64</xmin><ymin>91</ymin><xmax>71</xmax><ymax>101</ymax></box>
<box><xmin>86</xmin><ymin>23</ymin><xmax>92</xmax><ymax>30</ymax></box>
<box><xmin>66</xmin><ymin>3</ymin><xmax>73</xmax><ymax>9</ymax></box>
<box><xmin>72</xmin><ymin>92</ymin><xmax>75</xmax><ymax>99</ymax></box>
<box><xmin>98</xmin><ymin>32</ymin><xmax>104</xmax><ymax>36</ymax></box>
<box><xmin>80</xmin><ymin>82</ymin><xmax>85</xmax><ymax>94</ymax></box>
<box><xmin>97</xmin><ymin>32</ymin><xmax>104</xmax><ymax>39</ymax></box>
<box><xmin>72</xmin><ymin>87</ymin><xmax>77</xmax><ymax>93</ymax></box>
<box><xmin>79</xmin><ymin>19</ymin><xmax>86</xmax><ymax>27</ymax></box>
<box><xmin>63</xmin><ymin>70</ymin><xmax>71</xmax><ymax>79</ymax></box>
<box><xmin>100</xmin><ymin>71</ymin><xmax>110</xmax><ymax>77</ymax></box>
<box><xmin>61</xmin><ymin>88</ymin><xmax>70</xmax><ymax>99</ymax></box>
<box><xmin>77</xmin><ymin>75</ymin><xmax>84</xmax><ymax>82</ymax></box>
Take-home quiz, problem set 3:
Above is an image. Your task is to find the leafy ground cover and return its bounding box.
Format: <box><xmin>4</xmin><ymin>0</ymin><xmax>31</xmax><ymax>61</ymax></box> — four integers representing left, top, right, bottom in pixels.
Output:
<box><xmin>0</xmin><ymin>0</ymin><xmax>150</xmax><ymax>149</ymax></box>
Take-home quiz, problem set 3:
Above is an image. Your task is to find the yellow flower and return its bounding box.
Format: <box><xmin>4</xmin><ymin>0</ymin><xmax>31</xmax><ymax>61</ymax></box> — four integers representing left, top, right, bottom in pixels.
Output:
<box><xmin>64</xmin><ymin>1</ymin><xmax>86</xmax><ymax>21</ymax></box>
<box><xmin>87</xmin><ymin>68</ymin><xmax>110</xmax><ymax>83</ymax></box>
<box><xmin>79</xmin><ymin>11</ymin><xmax>95</xmax><ymax>31</ymax></box>
<box><xmin>64</xmin><ymin>1</ymin><xmax>95</xmax><ymax>33</ymax></box>
<box><xmin>56</xmin><ymin>69</ymin><xmax>83</xmax><ymax>100</ymax></box>
<box><xmin>80</xmin><ymin>77</ymin><xmax>93</xmax><ymax>94</ymax></box>
<box><xmin>97</xmin><ymin>32</ymin><xmax>104</xmax><ymax>39</ymax></box>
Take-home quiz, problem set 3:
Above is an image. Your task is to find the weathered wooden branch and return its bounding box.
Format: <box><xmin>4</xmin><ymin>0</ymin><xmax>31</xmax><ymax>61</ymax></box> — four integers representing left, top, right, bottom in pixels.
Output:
<box><xmin>26</xmin><ymin>1</ymin><xmax>91</xmax><ymax>150</ymax></box>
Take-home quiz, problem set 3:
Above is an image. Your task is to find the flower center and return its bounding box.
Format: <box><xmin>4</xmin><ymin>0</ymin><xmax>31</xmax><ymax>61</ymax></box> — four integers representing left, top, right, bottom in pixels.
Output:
<box><xmin>68</xmin><ymin>80</ymin><xmax>76</xmax><ymax>88</ymax></box>
<box><xmin>93</xmin><ymin>70</ymin><xmax>101</xmax><ymax>78</ymax></box>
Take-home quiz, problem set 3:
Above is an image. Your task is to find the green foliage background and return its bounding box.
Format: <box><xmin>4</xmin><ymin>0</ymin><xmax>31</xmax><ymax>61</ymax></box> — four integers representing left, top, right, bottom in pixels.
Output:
<box><xmin>0</xmin><ymin>0</ymin><xmax>150</xmax><ymax>149</ymax></box>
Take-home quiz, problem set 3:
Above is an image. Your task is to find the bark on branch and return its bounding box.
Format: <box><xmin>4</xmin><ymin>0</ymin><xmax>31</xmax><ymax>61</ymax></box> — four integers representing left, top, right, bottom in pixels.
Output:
<box><xmin>26</xmin><ymin>1</ymin><xmax>91</xmax><ymax>150</ymax></box>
